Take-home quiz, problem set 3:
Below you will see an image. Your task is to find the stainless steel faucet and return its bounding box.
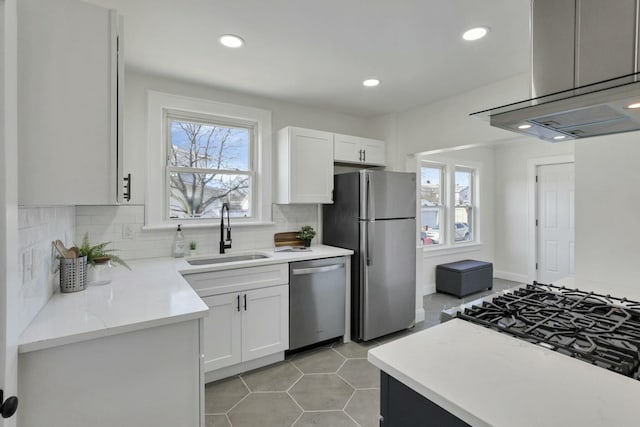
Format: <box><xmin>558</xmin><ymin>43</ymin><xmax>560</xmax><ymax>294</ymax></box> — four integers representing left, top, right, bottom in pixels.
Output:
<box><xmin>219</xmin><ymin>202</ymin><xmax>232</xmax><ymax>254</ymax></box>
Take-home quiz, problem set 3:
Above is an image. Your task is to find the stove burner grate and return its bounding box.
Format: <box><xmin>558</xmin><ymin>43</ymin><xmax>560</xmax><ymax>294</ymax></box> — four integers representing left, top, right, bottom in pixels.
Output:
<box><xmin>457</xmin><ymin>283</ymin><xmax>640</xmax><ymax>380</ymax></box>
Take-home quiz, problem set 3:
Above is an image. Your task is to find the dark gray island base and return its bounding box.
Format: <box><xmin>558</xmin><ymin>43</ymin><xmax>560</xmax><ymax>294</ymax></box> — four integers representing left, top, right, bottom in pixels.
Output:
<box><xmin>380</xmin><ymin>372</ymin><xmax>471</xmax><ymax>427</ymax></box>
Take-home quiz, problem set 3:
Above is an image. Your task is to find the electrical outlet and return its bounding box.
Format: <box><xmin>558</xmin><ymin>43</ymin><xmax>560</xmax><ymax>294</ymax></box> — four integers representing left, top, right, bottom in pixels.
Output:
<box><xmin>122</xmin><ymin>224</ymin><xmax>134</xmax><ymax>240</ymax></box>
<box><xmin>22</xmin><ymin>248</ymin><xmax>33</xmax><ymax>284</ymax></box>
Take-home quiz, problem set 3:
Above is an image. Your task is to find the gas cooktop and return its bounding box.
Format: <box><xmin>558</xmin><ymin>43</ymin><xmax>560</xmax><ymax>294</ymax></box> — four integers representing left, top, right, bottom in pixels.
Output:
<box><xmin>457</xmin><ymin>282</ymin><xmax>640</xmax><ymax>380</ymax></box>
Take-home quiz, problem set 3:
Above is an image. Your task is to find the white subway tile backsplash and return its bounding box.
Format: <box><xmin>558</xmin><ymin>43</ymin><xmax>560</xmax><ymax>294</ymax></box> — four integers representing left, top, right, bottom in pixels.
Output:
<box><xmin>75</xmin><ymin>204</ymin><xmax>320</xmax><ymax>260</ymax></box>
<box><xmin>18</xmin><ymin>206</ymin><xmax>76</xmax><ymax>335</ymax></box>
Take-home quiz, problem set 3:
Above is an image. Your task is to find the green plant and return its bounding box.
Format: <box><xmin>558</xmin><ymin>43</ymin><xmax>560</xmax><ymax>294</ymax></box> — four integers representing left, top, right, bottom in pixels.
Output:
<box><xmin>78</xmin><ymin>232</ymin><xmax>130</xmax><ymax>270</ymax></box>
<box><xmin>189</xmin><ymin>241</ymin><xmax>197</xmax><ymax>250</ymax></box>
<box><xmin>297</xmin><ymin>225</ymin><xmax>316</xmax><ymax>241</ymax></box>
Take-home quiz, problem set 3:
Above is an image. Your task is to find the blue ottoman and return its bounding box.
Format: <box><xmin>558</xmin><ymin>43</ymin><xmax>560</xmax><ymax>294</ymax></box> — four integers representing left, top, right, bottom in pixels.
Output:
<box><xmin>436</xmin><ymin>259</ymin><xmax>493</xmax><ymax>298</ymax></box>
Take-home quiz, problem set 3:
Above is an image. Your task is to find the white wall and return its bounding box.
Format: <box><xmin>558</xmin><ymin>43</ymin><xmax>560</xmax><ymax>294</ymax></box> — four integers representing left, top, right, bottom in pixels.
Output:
<box><xmin>493</xmin><ymin>139</ymin><xmax>575</xmax><ymax>282</ymax></box>
<box><xmin>382</xmin><ymin>73</ymin><xmax>530</xmax><ymax>170</ymax></box>
<box><xmin>17</xmin><ymin>207</ymin><xmax>75</xmax><ymax>334</ymax></box>
<box><xmin>575</xmin><ymin>132</ymin><xmax>640</xmax><ymax>289</ymax></box>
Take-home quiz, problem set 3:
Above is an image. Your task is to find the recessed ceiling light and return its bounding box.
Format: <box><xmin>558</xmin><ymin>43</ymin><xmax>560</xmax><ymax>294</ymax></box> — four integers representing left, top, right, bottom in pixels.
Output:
<box><xmin>219</xmin><ymin>34</ymin><xmax>244</xmax><ymax>48</ymax></box>
<box><xmin>462</xmin><ymin>27</ymin><xmax>489</xmax><ymax>41</ymax></box>
<box><xmin>553</xmin><ymin>135</ymin><xmax>566</xmax><ymax>140</ymax></box>
<box><xmin>363</xmin><ymin>79</ymin><xmax>380</xmax><ymax>87</ymax></box>
<box><xmin>626</xmin><ymin>102</ymin><xmax>640</xmax><ymax>109</ymax></box>
<box><xmin>518</xmin><ymin>124</ymin><xmax>532</xmax><ymax>130</ymax></box>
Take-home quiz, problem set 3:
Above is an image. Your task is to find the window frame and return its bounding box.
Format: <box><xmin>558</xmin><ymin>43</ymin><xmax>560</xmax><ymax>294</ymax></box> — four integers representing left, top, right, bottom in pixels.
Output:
<box><xmin>419</xmin><ymin>161</ymin><xmax>446</xmax><ymax>246</ymax></box>
<box><xmin>418</xmin><ymin>155</ymin><xmax>481</xmax><ymax>252</ymax></box>
<box><xmin>453</xmin><ymin>165</ymin><xmax>476</xmax><ymax>245</ymax></box>
<box><xmin>146</xmin><ymin>91</ymin><xmax>272</xmax><ymax>229</ymax></box>
<box><xmin>164</xmin><ymin>110</ymin><xmax>256</xmax><ymax>222</ymax></box>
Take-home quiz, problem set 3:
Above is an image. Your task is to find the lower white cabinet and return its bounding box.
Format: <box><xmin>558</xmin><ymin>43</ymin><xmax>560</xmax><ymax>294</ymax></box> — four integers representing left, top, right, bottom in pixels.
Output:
<box><xmin>202</xmin><ymin>284</ymin><xmax>289</xmax><ymax>372</ymax></box>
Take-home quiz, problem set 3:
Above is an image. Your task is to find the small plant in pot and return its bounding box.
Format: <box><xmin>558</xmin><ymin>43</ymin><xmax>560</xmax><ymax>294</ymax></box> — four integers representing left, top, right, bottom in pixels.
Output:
<box><xmin>78</xmin><ymin>232</ymin><xmax>130</xmax><ymax>269</ymax></box>
<box><xmin>297</xmin><ymin>226</ymin><xmax>316</xmax><ymax>247</ymax></box>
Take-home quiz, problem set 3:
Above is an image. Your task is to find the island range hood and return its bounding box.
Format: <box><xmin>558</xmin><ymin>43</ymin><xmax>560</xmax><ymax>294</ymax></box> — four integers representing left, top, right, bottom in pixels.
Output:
<box><xmin>472</xmin><ymin>0</ymin><xmax>640</xmax><ymax>142</ymax></box>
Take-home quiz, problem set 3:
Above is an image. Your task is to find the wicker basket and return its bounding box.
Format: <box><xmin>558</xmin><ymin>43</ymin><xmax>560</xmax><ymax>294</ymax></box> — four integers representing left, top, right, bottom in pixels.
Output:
<box><xmin>59</xmin><ymin>256</ymin><xmax>88</xmax><ymax>293</ymax></box>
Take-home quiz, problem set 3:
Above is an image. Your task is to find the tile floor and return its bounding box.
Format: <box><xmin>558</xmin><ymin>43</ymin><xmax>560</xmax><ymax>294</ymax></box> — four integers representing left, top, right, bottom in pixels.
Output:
<box><xmin>205</xmin><ymin>278</ymin><xmax>521</xmax><ymax>427</ymax></box>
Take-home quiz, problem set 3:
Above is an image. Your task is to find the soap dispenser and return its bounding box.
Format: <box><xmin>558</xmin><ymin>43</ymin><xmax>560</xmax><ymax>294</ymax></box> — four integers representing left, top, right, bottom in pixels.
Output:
<box><xmin>173</xmin><ymin>224</ymin><xmax>185</xmax><ymax>258</ymax></box>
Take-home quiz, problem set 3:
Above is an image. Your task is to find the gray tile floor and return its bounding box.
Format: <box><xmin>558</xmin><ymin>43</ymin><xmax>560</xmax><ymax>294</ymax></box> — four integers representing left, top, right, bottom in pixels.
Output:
<box><xmin>205</xmin><ymin>278</ymin><xmax>521</xmax><ymax>427</ymax></box>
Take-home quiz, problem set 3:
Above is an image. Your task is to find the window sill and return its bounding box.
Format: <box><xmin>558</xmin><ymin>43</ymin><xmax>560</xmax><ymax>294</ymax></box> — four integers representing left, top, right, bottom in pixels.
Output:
<box><xmin>142</xmin><ymin>221</ymin><xmax>276</xmax><ymax>231</ymax></box>
<box><xmin>422</xmin><ymin>242</ymin><xmax>483</xmax><ymax>256</ymax></box>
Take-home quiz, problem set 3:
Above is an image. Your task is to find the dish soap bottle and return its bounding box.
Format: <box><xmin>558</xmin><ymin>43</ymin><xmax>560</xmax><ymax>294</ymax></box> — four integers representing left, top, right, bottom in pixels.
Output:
<box><xmin>173</xmin><ymin>224</ymin><xmax>185</xmax><ymax>258</ymax></box>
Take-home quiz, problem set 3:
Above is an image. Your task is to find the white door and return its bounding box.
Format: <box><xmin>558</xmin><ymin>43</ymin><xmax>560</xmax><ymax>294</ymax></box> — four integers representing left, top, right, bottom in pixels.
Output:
<box><xmin>289</xmin><ymin>128</ymin><xmax>334</xmax><ymax>204</ymax></box>
<box><xmin>537</xmin><ymin>163</ymin><xmax>575</xmax><ymax>283</ymax></box>
<box><xmin>202</xmin><ymin>294</ymin><xmax>242</xmax><ymax>372</ymax></box>
<box><xmin>241</xmin><ymin>285</ymin><xmax>289</xmax><ymax>362</ymax></box>
<box><xmin>1</xmin><ymin>0</ymin><xmax>20</xmax><ymax>425</ymax></box>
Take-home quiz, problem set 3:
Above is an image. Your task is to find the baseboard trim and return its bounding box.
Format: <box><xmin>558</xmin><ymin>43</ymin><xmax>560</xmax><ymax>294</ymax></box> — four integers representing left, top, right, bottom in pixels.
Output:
<box><xmin>423</xmin><ymin>284</ymin><xmax>436</xmax><ymax>296</ymax></box>
<box><xmin>204</xmin><ymin>352</ymin><xmax>284</xmax><ymax>384</ymax></box>
<box><xmin>494</xmin><ymin>270</ymin><xmax>529</xmax><ymax>284</ymax></box>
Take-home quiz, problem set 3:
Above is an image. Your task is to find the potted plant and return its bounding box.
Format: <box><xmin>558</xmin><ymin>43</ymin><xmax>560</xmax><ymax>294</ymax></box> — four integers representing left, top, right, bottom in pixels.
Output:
<box><xmin>189</xmin><ymin>241</ymin><xmax>198</xmax><ymax>256</ymax></box>
<box><xmin>78</xmin><ymin>233</ymin><xmax>130</xmax><ymax>285</ymax></box>
<box><xmin>297</xmin><ymin>225</ymin><xmax>316</xmax><ymax>247</ymax></box>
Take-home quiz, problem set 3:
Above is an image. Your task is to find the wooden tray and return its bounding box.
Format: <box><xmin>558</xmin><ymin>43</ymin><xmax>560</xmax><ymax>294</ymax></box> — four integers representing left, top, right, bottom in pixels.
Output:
<box><xmin>274</xmin><ymin>231</ymin><xmax>304</xmax><ymax>247</ymax></box>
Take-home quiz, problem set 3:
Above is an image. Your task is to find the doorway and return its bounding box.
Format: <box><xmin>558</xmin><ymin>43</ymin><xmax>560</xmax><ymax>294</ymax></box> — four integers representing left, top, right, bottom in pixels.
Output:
<box><xmin>536</xmin><ymin>163</ymin><xmax>575</xmax><ymax>283</ymax></box>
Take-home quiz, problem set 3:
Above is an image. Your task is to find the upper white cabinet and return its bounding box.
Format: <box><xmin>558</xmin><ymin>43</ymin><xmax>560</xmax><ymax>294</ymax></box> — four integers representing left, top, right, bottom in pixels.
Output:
<box><xmin>275</xmin><ymin>127</ymin><xmax>334</xmax><ymax>204</ymax></box>
<box><xmin>334</xmin><ymin>134</ymin><xmax>386</xmax><ymax>166</ymax></box>
<box><xmin>17</xmin><ymin>0</ymin><xmax>125</xmax><ymax>205</ymax></box>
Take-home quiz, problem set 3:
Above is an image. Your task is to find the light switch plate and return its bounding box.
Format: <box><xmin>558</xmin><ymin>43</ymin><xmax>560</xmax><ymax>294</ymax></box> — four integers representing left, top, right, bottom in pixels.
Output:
<box><xmin>22</xmin><ymin>248</ymin><xmax>33</xmax><ymax>284</ymax></box>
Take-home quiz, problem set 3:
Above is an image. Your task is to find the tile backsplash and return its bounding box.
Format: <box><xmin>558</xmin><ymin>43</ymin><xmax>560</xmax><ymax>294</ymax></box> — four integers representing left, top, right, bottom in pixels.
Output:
<box><xmin>18</xmin><ymin>206</ymin><xmax>76</xmax><ymax>334</ymax></box>
<box><xmin>75</xmin><ymin>204</ymin><xmax>319</xmax><ymax>260</ymax></box>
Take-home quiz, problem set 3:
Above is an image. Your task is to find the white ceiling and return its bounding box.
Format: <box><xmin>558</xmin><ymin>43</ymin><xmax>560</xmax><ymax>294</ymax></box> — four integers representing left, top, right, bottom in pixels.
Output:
<box><xmin>86</xmin><ymin>0</ymin><xmax>531</xmax><ymax>117</ymax></box>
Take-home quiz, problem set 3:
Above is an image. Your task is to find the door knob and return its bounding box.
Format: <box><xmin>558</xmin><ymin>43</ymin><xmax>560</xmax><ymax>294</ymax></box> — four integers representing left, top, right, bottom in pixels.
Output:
<box><xmin>0</xmin><ymin>390</ymin><xmax>18</xmax><ymax>419</ymax></box>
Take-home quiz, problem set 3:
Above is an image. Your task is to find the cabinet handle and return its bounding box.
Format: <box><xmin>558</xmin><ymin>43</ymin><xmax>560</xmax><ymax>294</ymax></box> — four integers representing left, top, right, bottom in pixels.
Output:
<box><xmin>363</xmin><ymin>150</ymin><xmax>366</xmax><ymax>162</ymax></box>
<box><xmin>236</xmin><ymin>295</ymin><xmax>240</xmax><ymax>312</ymax></box>
<box><xmin>358</xmin><ymin>149</ymin><xmax>363</xmax><ymax>161</ymax></box>
<box><xmin>123</xmin><ymin>173</ymin><xmax>132</xmax><ymax>202</ymax></box>
<box><xmin>243</xmin><ymin>294</ymin><xmax>247</xmax><ymax>311</ymax></box>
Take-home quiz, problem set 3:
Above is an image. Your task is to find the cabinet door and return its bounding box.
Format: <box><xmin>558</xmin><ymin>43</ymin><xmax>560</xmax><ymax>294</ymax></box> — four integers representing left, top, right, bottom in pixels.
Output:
<box><xmin>202</xmin><ymin>294</ymin><xmax>242</xmax><ymax>372</ymax></box>
<box><xmin>334</xmin><ymin>133</ymin><xmax>362</xmax><ymax>163</ymax></box>
<box><xmin>288</xmin><ymin>128</ymin><xmax>334</xmax><ymax>203</ymax></box>
<box><xmin>18</xmin><ymin>0</ymin><xmax>121</xmax><ymax>205</ymax></box>
<box><xmin>241</xmin><ymin>285</ymin><xmax>289</xmax><ymax>362</ymax></box>
<box><xmin>361</xmin><ymin>138</ymin><xmax>386</xmax><ymax>166</ymax></box>
<box><xmin>334</xmin><ymin>134</ymin><xmax>386</xmax><ymax>166</ymax></box>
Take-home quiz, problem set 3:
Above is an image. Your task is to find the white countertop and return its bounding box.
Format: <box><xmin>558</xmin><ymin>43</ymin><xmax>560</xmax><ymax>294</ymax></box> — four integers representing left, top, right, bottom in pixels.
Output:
<box><xmin>19</xmin><ymin>244</ymin><xmax>352</xmax><ymax>353</ymax></box>
<box><xmin>368</xmin><ymin>319</ymin><xmax>640</xmax><ymax>427</ymax></box>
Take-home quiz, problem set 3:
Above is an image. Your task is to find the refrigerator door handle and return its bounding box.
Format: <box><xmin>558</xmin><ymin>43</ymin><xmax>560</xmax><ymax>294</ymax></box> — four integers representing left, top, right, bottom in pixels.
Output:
<box><xmin>366</xmin><ymin>172</ymin><xmax>375</xmax><ymax>220</ymax></box>
<box><xmin>366</xmin><ymin>221</ymin><xmax>373</xmax><ymax>266</ymax></box>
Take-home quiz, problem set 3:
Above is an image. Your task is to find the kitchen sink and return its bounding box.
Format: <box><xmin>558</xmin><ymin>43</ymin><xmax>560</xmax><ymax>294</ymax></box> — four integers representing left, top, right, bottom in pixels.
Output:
<box><xmin>187</xmin><ymin>253</ymin><xmax>270</xmax><ymax>265</ymax></box>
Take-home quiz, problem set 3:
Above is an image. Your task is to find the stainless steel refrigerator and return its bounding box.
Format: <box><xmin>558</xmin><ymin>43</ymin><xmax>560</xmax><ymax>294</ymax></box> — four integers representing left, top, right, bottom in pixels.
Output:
<box><xmin>323</xmin><ymin>170</ymin><xmax>416</xmax><ymax>341</ymax></box>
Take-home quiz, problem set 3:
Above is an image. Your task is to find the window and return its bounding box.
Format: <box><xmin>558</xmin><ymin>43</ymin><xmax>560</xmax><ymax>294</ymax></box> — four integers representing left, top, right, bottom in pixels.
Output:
<box><xmin>454</xmin><ymin>167</ymin><xmax>474</xmax><ymax>242</ymax></box>
<box><xmin>420</xmin><ymin>163</ymin><xmax>444</xmax><ymax>245</ymax></box>
<box><xmin>419</xmin><ymin>158</ymin><xmax>478</xmax><ymax>248</ymax></box>
<box><xmin>146</xmin><ymin>91</ymin><xmax>272</xmax><ymax>228</ymax></box>
<box><xmin>166</xmin><ymin>113</ymin><xmax>254</xmax><ymax>220</ymax></box>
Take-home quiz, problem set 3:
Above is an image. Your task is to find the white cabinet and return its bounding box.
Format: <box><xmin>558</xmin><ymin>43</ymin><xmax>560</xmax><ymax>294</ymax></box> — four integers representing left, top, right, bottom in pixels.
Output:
<box><xmin>275</xmin><ymin>127</ymin><xmax>334</xmax><ymax>204</ymax></box>
<box><xmin>202</xmin><ymin>293</ymin><xmax>242</xmax><ymax>372</ymax></box>
<box><xmin>201</xmin><ymin>285</ymin><xmax>289</xmax><ymax>372</ymax></box>
<box><xmin>334</xmin><ymin>134</ymin><xmax>386</xmax><ymax>166</ymax></box>
<box><xmin>17</xmin><ymin>0</ymin><xmax>126</xmax><ymax>205</ymax></box>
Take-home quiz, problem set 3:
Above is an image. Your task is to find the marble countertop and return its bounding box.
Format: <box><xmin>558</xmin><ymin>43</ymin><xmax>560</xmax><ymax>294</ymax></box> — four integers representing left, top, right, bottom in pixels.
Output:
<box><xmin>19</xmin><ymin>244</ymin><xmax>352</xmax><ymax>354</ymax></box>
<box><xmin>369</xmin><ymin>318</ymin><xmax>640</xmax><ymax>426</ymax></box>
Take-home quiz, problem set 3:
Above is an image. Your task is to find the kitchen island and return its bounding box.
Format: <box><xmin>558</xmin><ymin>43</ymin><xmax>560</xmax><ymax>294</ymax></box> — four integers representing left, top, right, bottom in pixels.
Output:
<box><xmin>368</xmin><ymin>297</ymin><xmax>640</xmax><ymax>426</ymax></box>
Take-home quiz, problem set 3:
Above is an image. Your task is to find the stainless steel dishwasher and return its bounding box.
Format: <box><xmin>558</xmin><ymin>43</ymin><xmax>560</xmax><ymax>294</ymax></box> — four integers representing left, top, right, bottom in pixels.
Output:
<box><xmin>289</xmin><ymin>257</ymin><xmax>346</xmax><ymax>350</ymax></box>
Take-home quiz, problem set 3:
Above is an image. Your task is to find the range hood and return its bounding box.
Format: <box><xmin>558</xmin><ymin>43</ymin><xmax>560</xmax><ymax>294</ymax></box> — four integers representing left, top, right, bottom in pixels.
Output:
<box><xmin>472</xmin><ymin>0</ymin><xmax>640</xmax><ymax>142</ymax></box>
